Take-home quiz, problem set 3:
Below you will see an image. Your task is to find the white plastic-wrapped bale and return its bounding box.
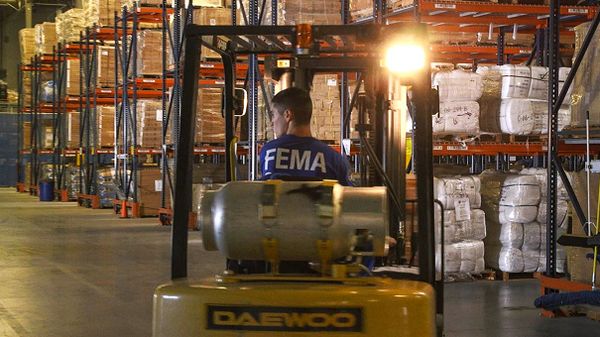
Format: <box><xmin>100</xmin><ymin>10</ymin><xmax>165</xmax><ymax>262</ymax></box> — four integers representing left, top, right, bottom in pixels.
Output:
<box><xmin>432</xmin><ymin>70</ymin><xmax>483</xmax><ymax>102</ymax></box>
<box><xmin>498</xmin><ymin>175</ymin><xmax>540</xmax><ymax>224</ymax></box>
<box><xmin>456</xmin><ymin>240</ymin><xmax>485</xmax><ymax>273</ymax></box>
<box><xmin>434</xmin><ymin>176</ymin><xmax>481</xmax><ymax>210</ymax></box>
<box><xmin>499</xmin><ymin>65</ymin><xmax>531</xmax><ymax>99</ymax></box>
<box><xmin>434</xmin><ymin>101</ymin><xmax>480</xmax><ymax>134</ymax></box>
<box><xmin>529</xmin><ymin>66</ymin><xmax>573</xmax><ymax>101</ymax></box>
<box><xmin>500</xmin><ymin>99</ymin><xmax>569</xmax><ymax>135</ymax></box>
<box><xmin>520</xmin><ymin>167</ymin><xmax>572</xmax><ymax>199</ymax></box>
<box><xmin>486</xmin><ymin>246</ymin><xmax>524</xmax><ymax>273</ymax></box>
<box><xmin>536</xmin><ymin>199</ymin><xmax>569</xmax><ymax>226</ymax></box>
<box><xmin>435</xmin><ymin>209</ymin><xmax>486</xmax><ymax>243</ymax></box>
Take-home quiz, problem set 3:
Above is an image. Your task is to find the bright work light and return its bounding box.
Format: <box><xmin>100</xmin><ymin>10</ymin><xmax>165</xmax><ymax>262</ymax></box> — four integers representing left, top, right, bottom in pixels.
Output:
<box><xmin>384</xmin><ymin>43</ymin><xmax>426</xmax><ymax>74</ymax></box>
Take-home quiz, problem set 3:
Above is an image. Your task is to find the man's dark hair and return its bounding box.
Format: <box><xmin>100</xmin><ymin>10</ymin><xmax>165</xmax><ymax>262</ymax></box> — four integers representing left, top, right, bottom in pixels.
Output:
<box><xmin>271</xmin><ymin>87</ymin><xmax>312</xmax><ymax>125</ymax></box>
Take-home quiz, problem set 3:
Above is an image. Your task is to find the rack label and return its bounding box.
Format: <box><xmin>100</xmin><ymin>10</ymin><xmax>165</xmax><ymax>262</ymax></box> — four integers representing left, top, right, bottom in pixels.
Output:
<box><xmin>143</xmin><ymin>79</ymin><xmax>156</xmax><ymax>83</ymax></box>
<box><xmin>201</xmin><ymin>63</ymin><xmax>215</xmax><ymax>68</ymax></box>
<box><xmin>447</xmin><ymin>145</ymin><xmax>468</xmax><ymax>151</ymax></box>
<box><xmin>433</xmin><ymin>145</ymin><xmax>443</xmax><ymax>151</ymax></box>
<box><xmin>434</xmin><ymin>3</ymin><xmax>456</xmax><ymax>9</ymax></box>
<box><xmin>327</xmin><ymin>79</ymin><xmax>337</xmax><ymax>87</ymax></box>
<box><xmin>568</xmin><ymin>8</ymin><xmax>588</xmax><ymax>14</ymax></box>
<box><xmin>155</xmin><ymin>180</ymin><xmax>163</xmax><ymax>192</ymax></box>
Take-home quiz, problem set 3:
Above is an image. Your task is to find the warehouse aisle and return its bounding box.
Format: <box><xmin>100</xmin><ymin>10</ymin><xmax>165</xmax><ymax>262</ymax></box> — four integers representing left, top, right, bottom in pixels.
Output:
<box><xmin>0</xmin><ymin>188</ymin><xmax>223</xmax><ymax>337</ymax></box>
<box><xmin>1</xmin><ymin>187</ymin><xmax>599</xmax><ymax>336</ymax></box>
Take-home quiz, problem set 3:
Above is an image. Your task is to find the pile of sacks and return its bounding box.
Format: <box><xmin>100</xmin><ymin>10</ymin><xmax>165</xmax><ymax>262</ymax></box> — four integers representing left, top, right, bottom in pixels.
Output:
<box><xmin>498</xmin><ymin>65</ymin><xmax>571</xmax><ymax>135</ymax></box>
<box><xmin>481</xmin><ymin>170</ymin><xmax>556</xmax><ymax>273</ymax></box>
<box><xmin>434</xmin><ymin>176</ymin><xmax>486</xmax><ymax>275</ymax></box>
<box><xmin>432</xmin><ymin>70</ymin><xmax>482</xmax><ymax>135</ymax></box>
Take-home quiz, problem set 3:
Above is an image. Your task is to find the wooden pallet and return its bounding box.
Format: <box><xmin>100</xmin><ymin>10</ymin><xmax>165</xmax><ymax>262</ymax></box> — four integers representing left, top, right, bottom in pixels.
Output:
<box><xmin>500</xmin><ymin>271</ymin><xmax>541</xmax><ymax>282</ymax></box>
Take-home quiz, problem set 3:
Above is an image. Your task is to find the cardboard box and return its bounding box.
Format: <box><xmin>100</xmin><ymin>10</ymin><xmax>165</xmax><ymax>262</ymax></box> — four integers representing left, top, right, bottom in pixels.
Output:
<box><xmin>23</xmin><ymin>122</ymin><xmax>32</xmax><ymax>148</ymax></box>
<box><xmin>138</xmin><ymin>167</ymin><xmax>171</xmax><ymax>216</ymax></box>
<box><xmin>193</xmin><ymin>7</ymin><xmax>235</xmax><ymax>59</ymax></box>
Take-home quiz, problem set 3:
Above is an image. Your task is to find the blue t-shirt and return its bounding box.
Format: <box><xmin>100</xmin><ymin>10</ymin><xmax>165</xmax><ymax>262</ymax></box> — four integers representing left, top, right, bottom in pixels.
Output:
<box><xmin>259</xmin><ymin>135</ymin><xmax>351</xmax><ymax>186</ymax></box>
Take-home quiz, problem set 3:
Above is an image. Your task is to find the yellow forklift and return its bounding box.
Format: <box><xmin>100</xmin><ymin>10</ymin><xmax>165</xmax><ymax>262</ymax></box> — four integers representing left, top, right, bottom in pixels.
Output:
<box><xmin>153</xmin><ymin>22</ymin><xmax>441</xmax><ymax>336</ymax></box>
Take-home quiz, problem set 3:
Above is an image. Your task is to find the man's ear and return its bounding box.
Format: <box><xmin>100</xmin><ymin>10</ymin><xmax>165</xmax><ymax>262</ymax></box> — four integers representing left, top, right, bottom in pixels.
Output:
<box><xmin>284</xmin><ymin>109</ymin><xmax>293</xmax><ymax>122</ymax></box>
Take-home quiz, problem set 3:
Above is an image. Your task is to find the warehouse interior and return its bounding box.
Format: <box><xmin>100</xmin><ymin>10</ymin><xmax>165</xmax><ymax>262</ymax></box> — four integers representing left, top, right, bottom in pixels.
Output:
<box><xmin>2</xmin><ymin>0</ymin><xmax>600</xmax><ymax>336</ymax></box>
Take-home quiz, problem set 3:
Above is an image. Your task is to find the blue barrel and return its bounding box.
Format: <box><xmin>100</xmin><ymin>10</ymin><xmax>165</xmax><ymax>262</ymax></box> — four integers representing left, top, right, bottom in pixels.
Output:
<box><xmin>39</xmin><ymin>181</ymin><xmax>54</xmax><ymax>201</ymax></box>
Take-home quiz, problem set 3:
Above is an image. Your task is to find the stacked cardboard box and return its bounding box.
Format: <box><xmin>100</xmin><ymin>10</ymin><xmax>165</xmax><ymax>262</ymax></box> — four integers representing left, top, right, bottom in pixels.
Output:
<box><xmin>196</xmin><ymin>88</ymin><xmax>225</xmax><ymax>144</ymax></box>
<box><xmin>22</xmin><ymin>74</ymin><xmax>32</xmax><ymax>107</ymax></box>
<box><xmin>137</xmin><ymin>30</ymin><xmax>163</xmax><ymax>75</ymax></box>
<box><xmin>310</xmin><ymin>74</ymin><xmax>341</xmax><ymax>142</ymax></box>
<box><xmin>19</xmin><ymin>28</ymin><xmax>36</xmax><ymax>64</ymax></box>
<box><xmin>136</xmin><ymin>99</ymin><xmax>164</xmax><ymax>148</ymax></box>
<box><xmin>66</xmin><ymin>59</ymin><xmax>81</xmax><ymax>96</ymax></box>
<box><xmin>67</xmin><ymin>112</ymin><xmax>81</xmax><ymax>148</ymax></box>
<box><xmin>34</xmin><ymin>23</ymin><xmax>57</xmax><ymax>55</ymax></box>
<box><xmin>277</xmin><ymin>0</ymin><xmax>341</xmax><ymax>25</ymax></box>
<box><xmin>42</xmin><ymin>119</ymin><xmax>54</xmax><ymax>148</ymax></box>
<box><xmin>56</xmin><ymin>9</ymin><xmax>87</xmax><ymax>42</ymax></box>
<box><xmin>138</xmin><ymin>167</ymin><xmax>170</xmax><ymax>216</ymax></box>
<box><xmin>23</xmin><ymin>122</ymin><xmax>32</xmax><ymax>148</ymax></box>
<box><xmin>97</xmin><ymin>46</ymin><xmax>119</xmax><ymax>87</ymax></box>
<box><xmin>85</xmin><ymin>0</ymin><xmax>122</xmax><ymax>28</ymax></box>
<box><xmin>98</xmin><ymin>106</ymin><xmax>116</xmax><ymax>147</ymax></box>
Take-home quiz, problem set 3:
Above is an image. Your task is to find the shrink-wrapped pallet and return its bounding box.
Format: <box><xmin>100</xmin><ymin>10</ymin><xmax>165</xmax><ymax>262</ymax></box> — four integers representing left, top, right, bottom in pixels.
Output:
<box><xmin>66</xmin><ymin>59</ymin><xmax>81</xmax><ymax>96</ymax></box>
<box><xmin>19</xmin><ymin>28</ymin><xmax>36</xmax><ymax>64</ymax></box>
<box><xmin>434</xmin><ymin>176</ymin><xmax>481</xmax><ymax>210</ymax></box>
<box><xmin>56</xmin><ymin>9</ymin><xmax>87</xmax><ymax>42</ymax></box>
<box><xmin>97</xmin><ymin>46</ymin><xmax>118</xmax><ymax>87</ymax></box>
<box><xmin>137</xmin><ymin>167</ymin><xmax>167</xmax><ymax>216</ymax></box>
<box><xmin>277</xmin><ymin>0</ymin><xmax>341</xmax><ymax>25</ymax></box>
<box><xmin>432</xmin><ymin>70</ymin><xmax>483</xmax><ymax>102</ymax></box>
<box><xmin>67</xmin><ymin>111</ymin><xmax>81</xmax><ymax>148</ymax></box>
<box><xmin>97</xmin><ymin>167</ymin><xmax>118</xmax><ymax>207</ymax></box>
<box><xmin>34</xmin><ymin>23</ymin><xmax>57</xmax><ymax>55</ymax></box>
<box><xmin>98</xmin><ymin>106</ymin><xmax>115</xmax><ymax>147</ymax></box>
<box><xmin>476</xmin><ymin>66</ymin><xmax>502</xmax><ymax>133</ymax></box>
<box><xmin>136</xmin><ymin>99</ymin><xmax>164</xmax><ymax>148</ymax></box>
<box><xmin>196</xmin><ymin>88</ymin><xmax>225</xmax><ymax>144</ymax></box>
<box><xmin>63</xmin><ymin>165</ymin><xmax>81</xmax><ymax>200</ymax></box>
<box><xmin>433</xmin><ymin>101</ymin><xmax>480</xmax><ymax>134</ymax></box>
<box><xmin>137</xmin><ymin>30</ymin><xmax>163</xmax><ymax>75</ymax></box>
<box><xmin>84</xmin><ymin>0</ymin><xmax>122</xmax><ymax>28</ymax></box>
<box><xmin>571</xmin><ymin>22</ymin><xmax>600</xmax><ymax>127</ymax></box>
<box><xmin>499</xmin><ymin>65</ymin><xmax>531</xmax><ymax>99</ymax></box>
<box><xmin>311</xmin><ymin>74</ymin><xmax>341</xmax><ymax>142</ymax></box>
<box><xmin>349</xmin><ymin>0</ymin><xmax>373</xmax><ymax>21</ymax></box>
<box><xmin>193</xmin><ymin>7</ymin><xmax>234</xmax><ymax>59</ymax></box>
<box><xmin>435</xmin><ymin>209</ymin><xmax>486</xmax><ymax>243</ymax></box>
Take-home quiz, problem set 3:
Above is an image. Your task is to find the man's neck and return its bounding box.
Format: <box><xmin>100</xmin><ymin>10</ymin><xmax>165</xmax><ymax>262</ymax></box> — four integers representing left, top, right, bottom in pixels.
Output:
<box><xmin>286</xmin><ymin>124</ymin><xmax>312</xmax><ymax>137</ymax></box>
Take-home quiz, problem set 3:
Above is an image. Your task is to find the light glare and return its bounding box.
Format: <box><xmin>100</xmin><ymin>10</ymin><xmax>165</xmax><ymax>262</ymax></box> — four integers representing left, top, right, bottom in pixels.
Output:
<box><xmin>385</xmin><ymin>44</ymin><xmax>426</xmax><ymax>74</ymax></box>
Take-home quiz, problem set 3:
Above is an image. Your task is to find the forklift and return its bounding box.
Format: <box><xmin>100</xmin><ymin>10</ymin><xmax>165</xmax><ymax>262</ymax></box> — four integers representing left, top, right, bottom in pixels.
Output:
<box><xmin>153</xmin><ymin>22</ymin><xmax>441</xmax><ymax>336</ymax></box>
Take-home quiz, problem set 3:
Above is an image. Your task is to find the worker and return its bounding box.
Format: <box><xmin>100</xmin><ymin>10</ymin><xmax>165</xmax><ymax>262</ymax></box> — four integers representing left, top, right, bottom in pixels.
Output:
<box><xmin>259</xmin><ymin>87</ymin><xmax>352</xmax><ymax>185</ymax></box>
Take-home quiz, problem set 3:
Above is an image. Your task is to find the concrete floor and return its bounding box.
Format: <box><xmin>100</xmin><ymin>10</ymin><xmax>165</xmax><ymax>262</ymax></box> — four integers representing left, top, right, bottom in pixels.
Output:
<box><xmin>0</xmin><ymin>187</ymin><xmax>599</xmax><ymax>336</ymax></box>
